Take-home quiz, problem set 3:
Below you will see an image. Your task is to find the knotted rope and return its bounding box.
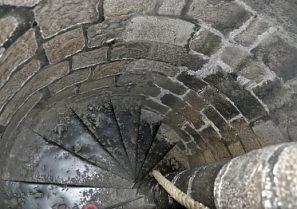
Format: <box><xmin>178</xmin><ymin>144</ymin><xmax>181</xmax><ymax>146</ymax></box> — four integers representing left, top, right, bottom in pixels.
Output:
<box><xmin>152</xmin><ymin>170</ymin><xmax>209</xmax><ymax>209</ymax></box>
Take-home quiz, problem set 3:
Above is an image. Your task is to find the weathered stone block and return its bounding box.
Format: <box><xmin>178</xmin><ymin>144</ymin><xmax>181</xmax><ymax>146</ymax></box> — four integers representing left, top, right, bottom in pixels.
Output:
<box><xmin>158</xmin><ymin>0</ymin><xmax>186</xmax><ymax>16</ymax></box>
<box><xmin>150</xmin><ymin>43</ymin><xmax>207</xmax><ymax>71</ymax></box>
<box><xmin>0</xmin><ymin>0</ymin><xmax>41</xmax><ymax>6</ymax></box>
<box><xmin>181</xmin><ymin>106</ymin><xmax>205</xmax><ymax>129</ymax></box>
<box><xmin>49</xmin><ymin>68</ymin><xmax>91</xmax><ymax>95</ymax></box>
<box><xmin>202</xmin><ymin>105</ymin><xmax>236</xmax><ymax>141</ymax></box>
<box><xmin>199</xmin><ymin>126</ymin><xmax>231</xmax><ymax>161</ymax></box>
<box><xmin>228</xmin><ymin>141</ymin><xmax>245</xmax><ymax>157</ymax></box>
<box><xmin>72</xmin><ymin>47</ymin><xmax>108</xmax><ymax>70</ymax></box>
<box><xmin>238</xmin><ymin>61</ymin><xmax>274</xmax><ymax>84</ymax></box>
<box><xmin>87</xmin><ymin>20</ymin><xmax>126</xmax><ymax>48</ymax></box>
<box><xmin>0</xmin><ymin>62</ymin><xmax>69</xmax><ymax>126</ymax></box>
<box><xmin>111</xmin><ymin>42</ymin><xmax>152</xmax><ymax>61</ymax></box>
<box><xmin>104</xmin><ymin>0</ymin><xmax>156</xmax><ymax>18</ymax></box>
<box><xmin>0</xmin><ymin>29</ymin><xmax>38</xmax><ymax>88</ymax></box>
<box><xmin>43</xmin><ymin>28</ymin><xmax>85</xmax><ymax>64</ymax></box>
<box><xmin>253</xmin><ymin>79</ymin><xmax>292</xmax><ymax>110</ymax></box>
<box><xmin>220</xmin><ymin>46</ymin><xmax>251</xmax><ymax>69</ymax></box>
<box><xmin>0</xmin><ymin>59</ymin><xmax>40</xmax><ymax>112</ymax></box>
<box><xmin>205</xmin><ymin>71</ymin><xmax>267</xmax><ymax>120</ymax></box>
<box><xmin>34</xmin><ymin>0</ymin><xmax>100</xmax><ymax>38</ymax></box>
<box><xmin>187</xmin><ymin>0</ymin><xmax>251</xmax><ymax>35</ymax></box>
<box><xmin>79</xmin><ymin>77</ymin><xmax>115</xmax><ymax>94</ymax></box>
<box><xmin>124</xmin><ymin>16</ymin><xmax>195</xmax><ymax>47</ymax></box>
<box><xmin>201</xmin><ymin>87</ymin><xmax>239</xmax><ymax>120</ymax></box>
<box><xmin>143</xmin><ymin>98</ymin><xmax>169</xmax><ymax>115</ymax></box>
<box><xmin>126</xmin><ymin>59</ymin><xmax>179</xmax><ymax>77</ymax></box>
<box><xmin>252</xmin><ymin>35</ymin><xmax>297</xmax><ymax>81</ymax></box>
<box><xmin>252</xmin><ymin>120</ymin><xmax>288</xmax><ymax>146</ymax></box>
<box><xmin>231</xmin><ymin>117</ymin><xmax>261</xmax><ymax>151</ymax></box>
<box><xmin>234</xmin><ymin>17</ymin><xmax>270</xmax><ymax>47</ymax></box>
<box><xmin>0</xmin><ymin>16</ymin><xmax>18</xmax><ymax>46</ymax></box>
<box><xmin>161</xmin><ymin>94</ymin><xmax>184</xmax><ymax>109</ymax></box>
<box><xmin>190</xmin><ymin>30</ymin><xmax>222</xmax><ymax>56</ymax></box>
<box><xmin>93</xmin><ymin>61</ymin><xmax>129</xmax><ymax>80</ymax></box>
<box><xmin>184</xmin><ymin>90</ymin><xmax>207</xmax><ymax>111</ymax></box>
<box><xmin>177</xmin><ymin>71</ymin><xmax>207</xmax><ymax>91</ymax></box>
<box><xmin>153</xmin><ymin>75</ymin><xmax>187</xmax><ymax>95</ymax></box>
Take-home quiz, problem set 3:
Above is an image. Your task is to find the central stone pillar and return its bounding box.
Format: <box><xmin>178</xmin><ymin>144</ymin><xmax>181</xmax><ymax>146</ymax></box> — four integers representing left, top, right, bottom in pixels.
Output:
<box><xmin>153</xmin><ymin>143</ymin><xmax>297</xmax><ymax>209</ymax></box>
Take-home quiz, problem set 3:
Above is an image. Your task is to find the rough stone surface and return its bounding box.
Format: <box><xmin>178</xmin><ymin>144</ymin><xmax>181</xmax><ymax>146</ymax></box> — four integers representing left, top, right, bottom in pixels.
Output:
<box><xmin>49</xmin><ymin>68</ymin><xmax>91</xmax><ymax>95</ymax></box>
<box><xmin>235</xmin><ymin>17</ymin><xmax>270</xmax><ymax>47</ymax></box>
<box><xmin>184</xmin><ymin>90</ymin><xmax>206</xmax><ymax>112</ymax></box>
<box><xmin>201</xmin><ymin>87</ymin><xmax>240</xmax><ymax>120</ymax></box>
<box><xmin>0</xmin><ymin>29</ymin><xmax>38</xmax><ymax>89</ymax></box>
<box><xmin>238</xmin><ymin>61</ymin><xmax>275</xmax><ymax>84</ymax></box>
<box><xmin>177</xmin><ymin>71</ymin><xmax>207</xmax><ymax>92</ymax></box>
<box><xmin>93</xmin><ymin>61</ymin><xmax>128</xmax><ymax>79</ymax></box>
<box><xmin>252</xmin><ymin>120</ymin><xmax>288</xmax><ymax>146</ymax></box>
<box><xmin>124</xmin><ymin>16</ymin><xmax>195</xmax><ymax>47</ymax></box>
<box><xmin>0</xmin><ymin>16</ymin><xmax>18</xmax><ymax>46</ymax></box>
<box><xmin>87</xmin><ymin>20</ymin><xmax>126</xmax><ymax>48</ymax></box>
<box><xmin>205</xmin><ymin>71</ymin><xmax>267</xmax><ymax>120</ymax></box>
<box><xmin>231</xmin><ymin>118</ymin><xmax>261</xmax><ymax>152</ymax></box>
<box><xmin>252</xmin><ymin>35</ymin><xmax>297</xmax><ymax>81</ymax></box>
<box><xmin>0</xmin><ymin>59</ymin><xmax>40</xmax><ymax>112</ymax></box>
<box><xmin>214</xmin><ymin>143</ymin><xmax>297</xmax><ymax>209</ymax></box>
<box><xmin>72</xmin><ymin>47</ymin><xmax>108</xmax><ymax>70</ymax></box>
<box><xmin>34</xmin><ymin>0</ymin><xmax>100</xmax><ymax>38</ymax></box>
<box><xmin>187</xmin><ymin>0</ymin><xmax>251</xmax><ymax>35</ymax></box>
<box><xmin>0</xmin><ymin>0</ymin><xmax>41</xmax><ymax>6</ymax></box>
<box><xmin>253</xmin><ymin>79</ymin><xmax>292</xmax><ymax>110</ymax></box>
<box><xmin>104</xmin><ymin>0</ymin><xmax>156</xmax><ymax>18</ymax></box>
<box><xmin>199</xmin><ymin>126</ymin><xmax>231</xmax><ymax>161</ymax></box>
<box><xmin>161</xmin><ymin>94</ymin><xmax>184</xmax><ymax>109</ymax></box>
<box><xmin>0</xmin><ymin>62</ymin><xmax>69</xmax><ymax>126</ymax></box>
<box><xmin>158</xmin><ymin>0</ymin><xmax>186</xmax><ymax>16</ymax></box>
<box><xmin>79</xmin><ymin>77</ymin><xmax>115</xmax><ymax>93</ymax></box>
<box><xmin>190</xmin><ymin>30</ymin><xmax>222</xmax><ymax>56</ymax></box>
<box><xmin>228</xmin><ymin>141</ymin><xmax>245</xmax><ymax>157</ymax></box>
<box><xmin>111</xmin><ymin>42</ymin><xmax>151</xmax><ymax>61</ymax></box>
<box><xmin>152</xmin><ymin>74</ymin><xmax>187</xmax><ymax>95</ymax></box>
<box><xmin>43</xmin><ymin>28</ymin><xmax>85</xmax><ymax>64</ymax></box>
<box><xmin>220</xmin><ymin>46</ymin><xmax>251</xmax><ymax>69</ymax></box>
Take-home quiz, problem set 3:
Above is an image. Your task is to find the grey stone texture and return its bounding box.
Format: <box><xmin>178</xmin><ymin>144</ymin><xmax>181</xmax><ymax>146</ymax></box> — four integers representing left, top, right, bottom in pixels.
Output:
<box><xmin>0</xmin><ymin>16</ymin><xmax>18</xmax><ymax>46</ymax></box>
<box><xmin>0</xmin><ymin>59</ymin><xmax>40</xmax><ymax>112</ymax></box>
<box><xmin>0</xmin><ymin>0</ymin><xmax>41</xmax><ymax>6</ymax></box>
<box><xmin>220</xmin><ymin>46</ymin><xmax>251</xmax><ymax>69</ymax></box>
<box><xmin>190</xmin><ymin>30</ymin><xmax>222</xmax><ymax>56</ymax></box>
<box><xmin>0</xmin><ymin>29</ymin><xmax>38</xmax><ymax>89</ymax></box>
<box><xmin>234</xmin><ymin>17</ymin><xmax>270</xmax><ymax>47</ymax></box>
<box><xmin>0</xmin><ymin>62</ymin><xmax>69</xmax><ymax>126</ymax></box>
<box><xmin>124</xmin><ymin>16</ymin><xmax>195</xmax><ymax>47</ymax></box>
<box><xmin>72</xmin><ymin>47</ymin><xmax>108</xmax><ymax>70</ymax></box>
<box><xmin>177</xmin><ymin>71</ymin><xmax>207</xmax><ymax>91</ymax></box>
<box><xmin>158</xmin><ymin>0</ymin><xmax>187</xmax><ymax>16</ymax></box>
<box><xmin>87</xmin><ymin>20</ymin><xmax>127</xmax><ymax>48</ymax></box>
<box><xmin>215</xmin><ymin>143</ymin><xmax>297</xmax><ymax>209</ymax></box>
<box><xmin>34</xmin><ymin>0</ymin><xmax>100</xmax><ymax>38</ymax></box>
<box><xmin>205</xmin><ymin>70</ymin><xmax>267</xmax><ymax>121</ymax></box>
<box><xmin>104</xmin><ymin>0</ymin><xmax>157</xmax><ymax>18</ymax></box>
<box><xmin>48</xmin><ymin>68</ymin><xmax>91</xmax><ymax>95</ymax></box>
<box><xmin>43</xmin><ymin>28</ymin><xmax>85</xmax><ymax>64</ymax></box>
<box><xmin>252</xmin><ymin>120</ymin><xmax>288</xmax><ymax>146</ymax></box>
<box><xmin>252</xmin><ymin>35</ymin><xmax>297</xmax><ymax>81</ymax></box>
<box><xmin>187</xmin><ymin>0</ymin><xmax>251</xmax><ymax>35</ymax></box>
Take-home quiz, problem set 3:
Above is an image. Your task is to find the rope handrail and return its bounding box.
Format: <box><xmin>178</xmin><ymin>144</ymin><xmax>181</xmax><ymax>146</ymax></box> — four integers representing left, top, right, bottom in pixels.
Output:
<box><xmin>152</xmin><ymin>170</ymin><xmax>210</xmax><ymax>209</ymax></box>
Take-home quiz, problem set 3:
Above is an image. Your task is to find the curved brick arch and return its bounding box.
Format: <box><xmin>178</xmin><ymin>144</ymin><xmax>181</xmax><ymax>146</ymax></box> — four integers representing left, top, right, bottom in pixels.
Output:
<box><xmin>0</xmin><ymin>0</ymin><xmax>296</xmax><ymax>208</ymax></box>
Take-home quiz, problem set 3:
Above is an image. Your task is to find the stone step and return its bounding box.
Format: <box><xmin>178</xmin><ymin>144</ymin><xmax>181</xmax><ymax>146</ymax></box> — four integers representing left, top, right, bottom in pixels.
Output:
<box><xmin>110</xmin><ymin>95</ymin><xmax>144</xmax><ymax>177</ymax></box>
<box><xmin>4</xmin><ymin>181</ymin><xmax>139</xmax><ymax>209</ymax></box>
<box><xmin>32</xmin><ymin>105</ymin><xmax>133</xmax><ymax>182</ymax></box>
<box><xmin>136</xmin><ymin>109</ymin><xmax>161</xmax><ymax>177</ymax></box>
<box><xmin>3</xmin><ymin>126</ymin><xmax>133</xmax><ymax>189</ymax></box>
<box><xmin>137</xmin><ymin>124</ymin><xmax>179</xmax><ymax>182</ymax></box>
<box><xmin>71</xmin><ymin>94</ymin><xmax>134</xmax><ymax>178</ymax></box>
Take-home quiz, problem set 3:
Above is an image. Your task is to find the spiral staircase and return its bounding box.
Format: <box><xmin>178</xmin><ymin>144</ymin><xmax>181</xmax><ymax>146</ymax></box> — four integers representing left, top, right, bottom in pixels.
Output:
<box><xmin>2</xmin><ymin>92</ymin><xmax>190</xmax><ymax>209</ymax></box>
